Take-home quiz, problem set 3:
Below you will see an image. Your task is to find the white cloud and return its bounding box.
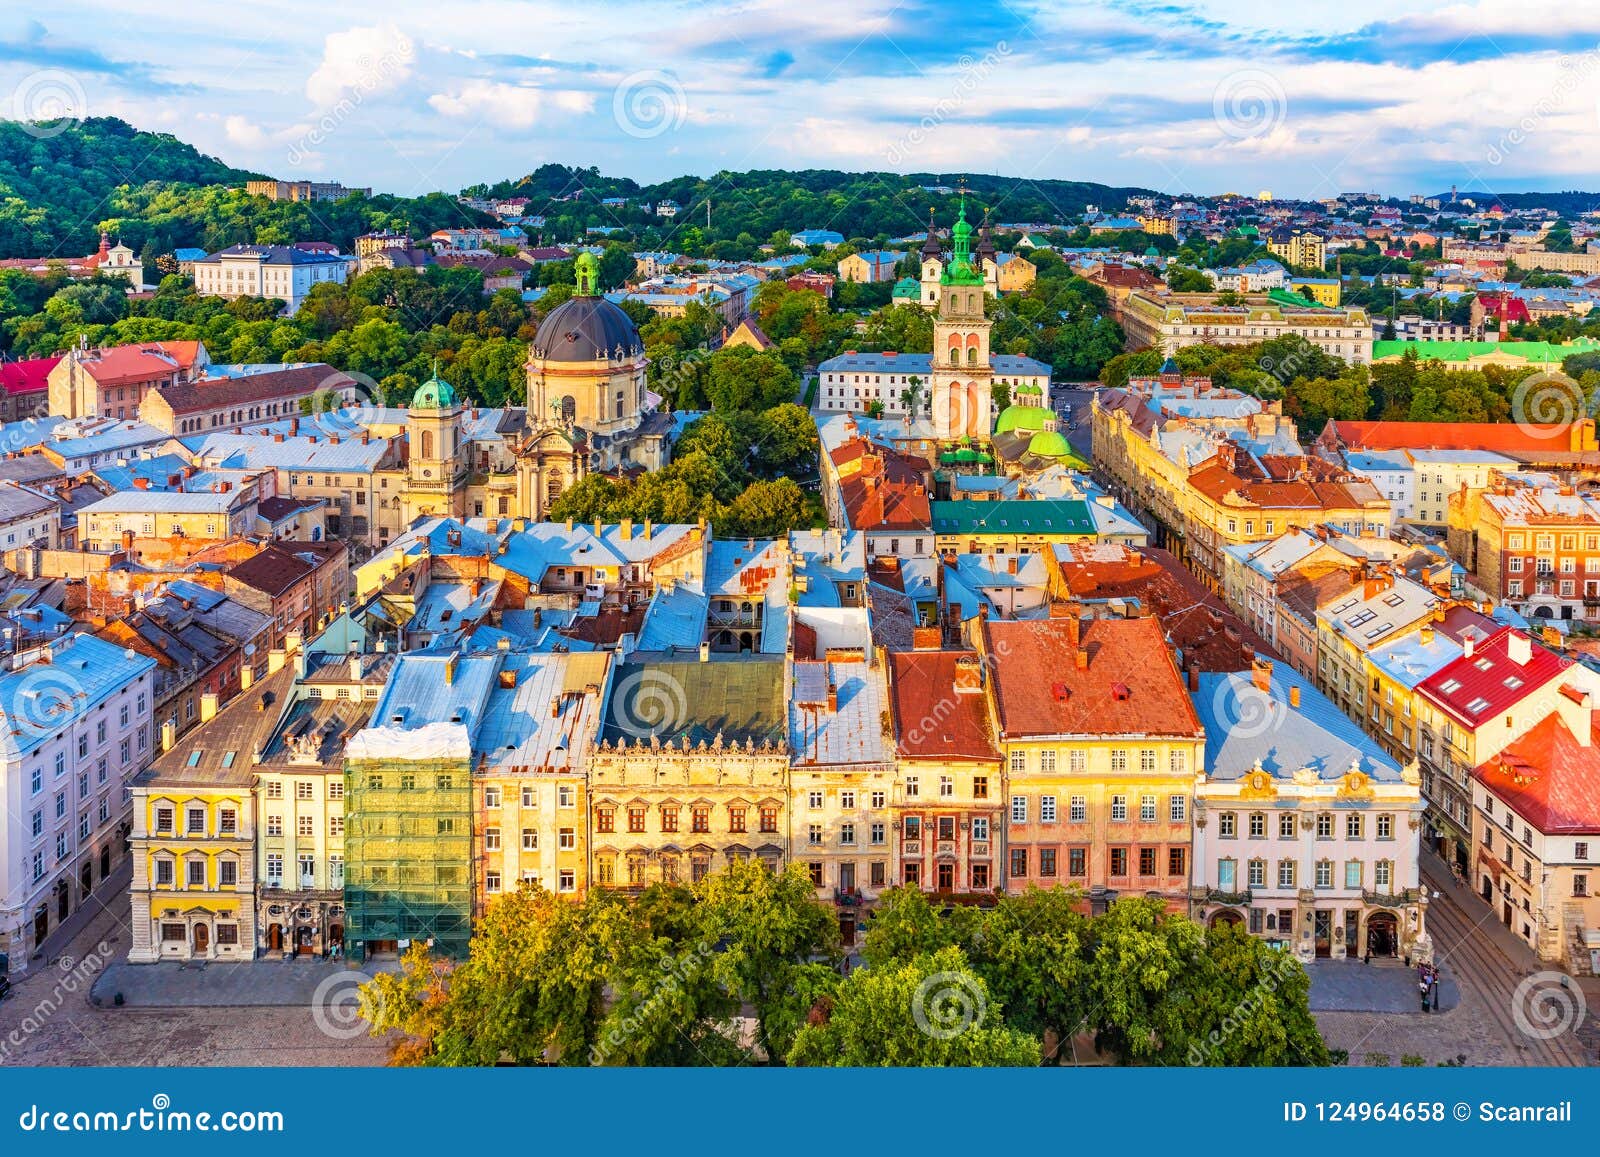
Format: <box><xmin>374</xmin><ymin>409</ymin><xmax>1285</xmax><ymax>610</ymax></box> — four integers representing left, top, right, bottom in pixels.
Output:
<box><xmin>305</xmin><ymin>23</ymin><xmax>415</xmax><ymax>109</ymax></box>
<box><xmin>428</xmin><ymin>79</ymin><xmax>593</xmax><ymax>128</ymax></box>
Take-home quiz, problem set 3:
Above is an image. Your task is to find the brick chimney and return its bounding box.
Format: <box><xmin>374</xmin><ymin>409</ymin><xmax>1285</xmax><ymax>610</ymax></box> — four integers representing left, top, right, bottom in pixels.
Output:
<box><xmin>1251</xmin><ymin>656</ymin><xmax>1273</xmax><ymax>694</ymax></box>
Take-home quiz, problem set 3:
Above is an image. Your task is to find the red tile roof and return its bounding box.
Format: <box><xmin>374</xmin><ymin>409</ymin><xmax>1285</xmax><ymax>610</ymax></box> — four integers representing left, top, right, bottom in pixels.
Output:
<box><xmin>1473</xmin><ymin>710</ymin><xmax>1600</xmax><ymax>834</ymax></box>
<box><xmin>888</xmin><ymin>649</ymin><xmax>999</xmax><ymax>762</ymax></box>
<box><xmin>70</xmin><ymin>342</ymin><xmax>204</xmax><ymax>386</ymax></box>
<box><xmin>0</xmin><ymin>355</ymin><xmax>60</xmax><ymax>397</ymax></box>
<box><xmin>1328</xmin><ymin>419</ymin><xmax>1583</xmax><ymax>454</ymax></box>
<box><xmin>984</xmin><ymin>615</ymin><xmax>1204</xmax><ymax>739</ymax></box>
<box><xmin>1418</xmin><ymin>628</ymin><xmax>1572</xmax><ymax>728</ymax></box>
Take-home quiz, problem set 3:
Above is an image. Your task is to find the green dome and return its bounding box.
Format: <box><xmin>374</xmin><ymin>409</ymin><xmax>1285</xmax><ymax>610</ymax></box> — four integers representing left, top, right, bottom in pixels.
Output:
<box><xmin>1144</xmin><ymin>245</ymin><xmax>1160</xmax><ymax>257</ymax></box>
<box><xmin>994</xmin><ymin>404</ymin><xmax>1051</xmax><ymax>435</ymax></box>
<box><xmin>892</xmin><ymin>277</ymin><xmax>920</xmax><ymax>298</ymax></box>
<box><xmin>1027</xmin><ymin>430</ymin><xmax>1071</xmax><ymax>458</ymax></box>
<box><xmin>412</xmin><ymin>371</ymin><xmax>458</xmax><ymax>410</ymax></box>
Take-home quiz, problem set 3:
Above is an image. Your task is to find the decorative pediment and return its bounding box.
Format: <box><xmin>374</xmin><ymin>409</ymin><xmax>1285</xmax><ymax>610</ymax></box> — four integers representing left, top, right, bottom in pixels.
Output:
<box><xmin>1238</xmin><ymin>760</ymin><xmax>1276</xmax><ymax>801</ymax></box>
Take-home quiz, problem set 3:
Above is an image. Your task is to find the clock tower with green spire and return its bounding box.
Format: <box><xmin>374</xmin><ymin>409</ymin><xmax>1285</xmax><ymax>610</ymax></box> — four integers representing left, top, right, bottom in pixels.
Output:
<box><xmin>930</xmin><ymin>195</ymin><xmax>994</xmax><ymax>442</ymax></box>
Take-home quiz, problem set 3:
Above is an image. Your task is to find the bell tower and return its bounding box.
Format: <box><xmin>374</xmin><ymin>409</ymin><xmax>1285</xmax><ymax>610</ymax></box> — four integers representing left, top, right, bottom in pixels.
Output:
<box><xmin>930</xmin><ymin>195</ymin><xmax>993</xmax><ymax>442</ymax></box>
<box><xmin>400</xmin><ymin>362</ymin><xmax>467</xmax><ymax>523</ymax></box>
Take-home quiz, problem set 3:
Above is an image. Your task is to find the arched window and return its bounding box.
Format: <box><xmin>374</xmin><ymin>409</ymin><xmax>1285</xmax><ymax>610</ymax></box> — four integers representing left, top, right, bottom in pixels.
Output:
<box><xmin>967</xmin><ymin>347</ymin><xmax>977</xmax><ymax>366</ymax></box>
<box><xmin>948</xmin><ymin>349</ymin><xmax>959</xmax><ymax>366</ymax></box>
<box><xmin>420</xmin><ymin>430</ymin><xmax>435</xmax><ymax>460</ymax></box>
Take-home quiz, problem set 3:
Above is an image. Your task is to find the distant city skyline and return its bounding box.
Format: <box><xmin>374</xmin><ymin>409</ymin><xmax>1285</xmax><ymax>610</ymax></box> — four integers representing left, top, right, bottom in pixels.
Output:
<box><xmin>3</xmin><ymin>2</ymin><xmax>1600</xmax><ymax>202</ymax></box>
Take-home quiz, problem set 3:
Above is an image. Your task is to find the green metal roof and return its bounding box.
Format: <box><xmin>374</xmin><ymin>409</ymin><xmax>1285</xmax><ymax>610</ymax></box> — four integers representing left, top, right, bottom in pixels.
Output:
<box><xmin>601</xmin><ymin>655</ymin><xmax>786</xmax><ymax>746</ymax></box>
<box><xmin>930</xmin><ymin>498</ymin><xmax>1095</xmax><ymax>537</ymax></box>
<box><xmin>994</xmin><ymin>403</ymin><xmax>1052</xmax><ymax>435</ymax></box>
<box><xmin>1372</xmin><ymin>337</ymin><xmax>1600</xmax><ymax>364</ymax></box>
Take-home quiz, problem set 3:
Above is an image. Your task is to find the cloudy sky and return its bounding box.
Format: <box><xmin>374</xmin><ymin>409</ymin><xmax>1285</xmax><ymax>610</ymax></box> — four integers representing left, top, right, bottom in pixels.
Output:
<box><xmin>5</xmin><ymin>1</ymin><xmax>1600</xmax><ymax>200</ymax></box>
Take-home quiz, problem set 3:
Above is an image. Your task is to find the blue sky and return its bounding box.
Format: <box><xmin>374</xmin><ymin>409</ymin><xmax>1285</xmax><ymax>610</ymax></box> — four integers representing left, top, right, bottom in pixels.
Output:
<box><xmin>4</xmin><ymin>1</ymin><xmax>1600</xmax><ymax>201</ymax></box>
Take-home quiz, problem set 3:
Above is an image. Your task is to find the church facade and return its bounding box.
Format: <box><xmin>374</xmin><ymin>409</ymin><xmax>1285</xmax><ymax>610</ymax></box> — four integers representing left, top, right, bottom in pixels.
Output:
<box><xmin>395</xmin><ymin>252</ymin><xmax>674</xmax><ymax>526</ymax></box>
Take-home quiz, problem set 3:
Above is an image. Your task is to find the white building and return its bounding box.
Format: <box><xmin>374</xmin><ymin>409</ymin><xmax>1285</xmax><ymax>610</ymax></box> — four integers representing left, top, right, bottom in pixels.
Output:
<box><xmin>1193</xmin><ymin>658</ymin><xmax>1430</xmax><ymax>963</ymax></box>
<box><xmin>816</xmin><ymin>351</ymin><xmax>1050</xmax><ymax>417</ymax></box>
<box><xmin>0</xmin><ymin>634</ymin><xmax>157</xmax><ymax>975</ymax></box>
<box><xmin>0</xmin><ymin>481</ymin><xmax>61</xmax><ymax>552</ymax></box>
<box><xmin>192</xmin><ymin>245</ymin><xmax>350</xmax><ymax>315</ymax></box>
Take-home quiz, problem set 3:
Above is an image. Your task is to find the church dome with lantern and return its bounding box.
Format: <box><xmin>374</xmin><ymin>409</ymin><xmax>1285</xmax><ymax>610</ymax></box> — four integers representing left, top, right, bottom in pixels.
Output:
<box><xmin>531</xmin><ymin>252</ymin><xmax>643</xmax><ymax>362</ymax></box>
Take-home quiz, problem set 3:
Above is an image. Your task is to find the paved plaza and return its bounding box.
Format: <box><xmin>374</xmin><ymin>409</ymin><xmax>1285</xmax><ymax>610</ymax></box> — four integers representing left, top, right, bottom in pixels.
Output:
<box><xmin>1306</xmin><ymin>958</ymin><xmax>1460</xmax><ymax>1014</ymax></box>
<box><xmin>93</xmin><ymin>958</ymin><xmax>398</xmax><ymax>1008</ymax></box>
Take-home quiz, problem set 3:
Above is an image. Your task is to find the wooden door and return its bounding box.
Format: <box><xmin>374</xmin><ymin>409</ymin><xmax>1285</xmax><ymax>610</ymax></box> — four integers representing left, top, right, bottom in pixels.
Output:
<box><xmin>193</xmin><ymin>923</ymin><xmax>210</xmax><ymax>955</ymax></box>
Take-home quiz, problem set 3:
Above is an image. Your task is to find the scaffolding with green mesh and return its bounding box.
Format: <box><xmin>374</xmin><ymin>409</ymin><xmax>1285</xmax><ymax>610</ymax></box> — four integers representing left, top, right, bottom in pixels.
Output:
<box><xmin>342</xmin><ymin>754</ymin><xmax>474</xmax><ymax>961</ymax></box>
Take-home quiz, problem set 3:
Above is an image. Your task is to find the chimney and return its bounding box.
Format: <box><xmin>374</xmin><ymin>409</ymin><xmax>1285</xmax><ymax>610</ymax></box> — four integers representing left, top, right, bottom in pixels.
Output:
<box><xmin>267</xmin><ymin>647</ymin><xmax>287</xmax><ymax>674</ymax></box>
<box><xmin>160</xmin><ymin>718</ymin><xmax>177</xmax><ymax>752</ymax></box>
<box><xmin>620</xmin><ymin>519</ymin><xmax>633</xmax><ymax>541</ymax></box>
<box><xmin>134</xmin><ymin>477</ymin><xmax>149</xmax><ymax>490</ymax></box>
<box><xmin>1251</xmin><ymin>656</ymin><xmax>1273</xmax><ymax>694</ymax></box>
<box><xmin>1419</xmin><ymin>625</ymin><xmax>1434</xmax><ymax>646</ymax></box>
<box><xmin>199</xmin><ymin>691</ymin><xmax>219</xmax><ymax>723</ymax></box>
<box><xmin>240</xmin><ymin>665</ymin><xmax>254</xmax><ymax>691</ymax></box>
<box><xmin>1289</xmin><ymin>684</ymin><xmax>1300</xmax><ymax>708</ymax></box>
<box><xmin>826</xmin><ymin>681</ymin><xmax>838</xmax><ymax>713</ymax></box>
<box><xmin>699</xmin><ymin>641</ymin><xmax>710</xmax><ymax>663</ymax></box>
<box><xmin>349</xmin><ymin>652</ymin><xmax>363</xmax><ymax>681</ymax></box>
<box><xmin>1186</xmin><ymin>665</ymin><xmax>1200</xmax><ymax>692</ymax></box>
<box><xmin>643</xmin><ymin>519</ymin><xmax>653</xmax><ymax>540</ymax></box>
<box><xmin>445</xmin><ymin>654</ymin><xmax>456</xmax><ymax>685</ymax></box>
<box><xmin>594</xmin><ymin>519</ymin><xmax>604</xmax><ymax>538</ymax></box>
<box><xmin>953</xmin><ymin>655</ymin><xmax>983</xmax><ymax>692</ymax></box>
<box><xmin>1463</xmin><ymin>636</ymin><xmax>1475</xmax><ymax>660</ymax></box>
<box><xmin>1007</xmin><ymin>556</ymin><xmax>1017</xmax><ymax>575</ymax></box>
<box><xmin>912</xmin><ymin>625</ymin><xmax>942</xmax><ymax>651</ymax></box>
<box><xmin>1508</xmin><ymin>632</ymin><xmax>1532</xmax><ymax>666</ymax></box>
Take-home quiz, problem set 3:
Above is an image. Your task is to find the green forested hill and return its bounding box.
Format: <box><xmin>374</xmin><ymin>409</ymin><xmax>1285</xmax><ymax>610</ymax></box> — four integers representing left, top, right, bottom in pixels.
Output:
<box><xmin>0</xmin><ymin>116</ymin><xmax>255</xmax><ymax>255</ymax></box>
<box><xmin>0</xmin><ymin>117</ymin><xmax>494</xmax><ymax>259</ymax></box>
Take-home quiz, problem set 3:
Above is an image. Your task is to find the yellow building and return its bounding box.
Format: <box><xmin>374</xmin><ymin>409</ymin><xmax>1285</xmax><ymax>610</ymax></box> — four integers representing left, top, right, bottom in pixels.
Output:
<box><xmin>1137</xmin><ymin>214</ymin><xmax>1175</xmax><ymax>236</ymax></box>
<box><xmin>78</xmin><ymin>484</ymin><xmax>260</xmax><ymax>552</ymax></box>
<box><xmin>475</xmin><ymin>650</ymin><xmax>608</xmax><ymax>902</ymax></box>
<box><xmin>982</xmin><ymin>613</ymin><xmax>1205</xmax><ymax>909</ymax></box>
<box><xmin>787</xmin><ymin>649</ymin><xmax>895</xmax><ymax>943</ymax></box>
<box><xmin>128</xmin><ymin>673</ymin><xmax>277</xmax><ymax>962</ymax></box>
<box><xmin>591</xmin><ymin>654</ymin><xmax>790</xmax><ymax>889</ymax></box>
<box><xmin>1268</xmin><ymin>230</ymin><xmax>1327</xmax><ymax>270</ymax></box>
<box><xmin>1287</xmin><ymin>277</ymin><xmax>1341</xmax><ymax>307</ymax></box>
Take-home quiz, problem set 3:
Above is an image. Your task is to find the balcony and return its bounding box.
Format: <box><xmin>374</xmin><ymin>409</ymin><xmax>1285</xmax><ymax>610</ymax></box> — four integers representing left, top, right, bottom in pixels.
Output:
<box><xmin>1205</xmin><ymin>887</ymin><xmax>1252</xmax><ymax>906</ymax></box>
<box><xmin>1362</xmin><ymin>887</ymin><xmax>1422</xmax><ymax>907</ymax></box>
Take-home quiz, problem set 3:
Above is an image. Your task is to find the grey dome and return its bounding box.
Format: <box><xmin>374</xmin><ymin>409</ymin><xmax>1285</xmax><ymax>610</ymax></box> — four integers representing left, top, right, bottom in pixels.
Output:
<box><xmin>532</xmin><ymin>295</ymin><xmax>643</xmax><ymax>361</ymax></box>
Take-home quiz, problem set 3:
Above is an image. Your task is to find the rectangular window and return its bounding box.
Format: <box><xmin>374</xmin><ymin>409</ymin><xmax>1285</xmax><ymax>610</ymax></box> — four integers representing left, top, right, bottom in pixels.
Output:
<box><xmin>1219</xmin><ymin>812</ymin><xmax>1236</xmax><ymax>839</ymax></box>
<box><xmin>1345</xmin><ymin>860</ymin><xmax>1362</xmax><ymax>889</ymax></box>
<box><xmin>1110</xmin><ymin>795</ymin><xmax>1127</xmax><ymax>822</ymax></box>
<box><xmin>522</xmin><ymin>829</ymin><xmax>537</xmax><ymax>851</ymax></box>
<box><xmin>1169</xmin><ymin>795</ymin><xmax>1187</xmax><ymax>822</ymax></box>
<box><xmin>219</xmin><ymin>860</ymin><xmax>237</xmax><ymax>887</ymax></box>
<box><xmin>1346</xmin><ymin>813</ymin><xmax>1363</xmax><ymax>839</ymax></box>
<box><xmin>1377</xmin><ymin>814</ymin><xmax>1394</xmax><ymax>840</ymax></box>
<box><xmin>1067</xmin><ymin>848</ymin><xmax>1085</xmax><ymax>877</ymax></box>
<box><xmin>1011</xmin><ymin>848</ymin><xmax>1028</xmax><ymax>878</ymax></box>
<box><xmin>484</xmin><ymin>827</ymin><xmax>501</xmax><ymax>851</ymax></box>
<box><xmin>1011</xmin><ymin>795</ymin><xmax>1027</xmax><ymax>823</ymax></box>
<box><xmin>1109</xmin><ymin>847</ymin><xmax>1128</xmax><ymax>877</ymax></box>
<box><xmin>1248</xmin><ymin>859</ymin><xmax>1265</xmax><ymax>888</ymax></box>
<box><xmin>1279</xmin><ymin>813</ymin><xmax>1296</xmax><ymax>840</ymax></box>
<box><xmin>1278</xmin><ymin>860</ymin><xmax>1296</xmax><ymax>888</ymax></box>
<box><xmin>1138</xmin><ymin>847</ymin><xmax>1157</xmax><ymax>876</ymax></box>
<box><xmin>558</xmin><ymin>829</ymin><xmax>575</xmax><ymax>851</ymax></box>
<box><xmin>186</xmin><ymin>860</ymin><xmax>206</xmax><ymax>887</ymax></box>
<box><xmin>1139</xmin><ymin>795</ymin><xmax>1157</xmax><ymax>822</ymax></box>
